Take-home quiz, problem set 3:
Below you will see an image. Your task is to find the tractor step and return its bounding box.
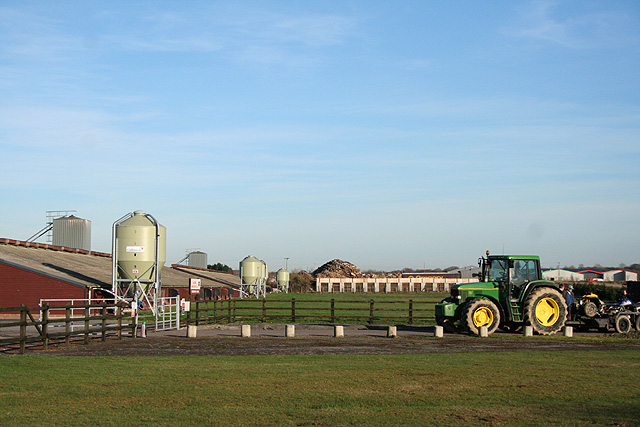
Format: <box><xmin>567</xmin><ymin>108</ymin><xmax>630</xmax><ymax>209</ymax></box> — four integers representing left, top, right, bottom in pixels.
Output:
<box><xmin>510</xmin><ymin>300</ymin><xmax>522</xmax><ymax>321</ymax></box>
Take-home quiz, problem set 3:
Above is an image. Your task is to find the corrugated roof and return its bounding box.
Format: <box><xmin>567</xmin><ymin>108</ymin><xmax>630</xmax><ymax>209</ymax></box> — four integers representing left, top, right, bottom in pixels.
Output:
<box><xmin>0</xmin><ymin>239</ymin><xmax>240</xmax><ymax>289</ymax></box>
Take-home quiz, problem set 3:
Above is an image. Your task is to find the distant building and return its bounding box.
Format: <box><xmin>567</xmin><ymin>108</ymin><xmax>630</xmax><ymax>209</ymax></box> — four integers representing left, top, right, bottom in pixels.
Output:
<box><xmin>578</xmin><ymin>270</ymin><xmax>605</xmax><ymax>281</ymax></box>
<box><xmin>604</xmin><ymin>270</ymin><xmax>638</xmax><ymax>281</ymax></box>
<box><xmin>542</xmin><ymin>269</ymin><xmax>584</xmax><ymax>281</ymax></box>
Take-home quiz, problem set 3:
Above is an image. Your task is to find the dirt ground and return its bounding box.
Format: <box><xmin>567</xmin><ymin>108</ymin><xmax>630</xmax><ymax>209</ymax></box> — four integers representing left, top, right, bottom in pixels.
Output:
<box><xmin>12</xmin><ymin>323</ymin><xmax>640</xmax><ymax>357</ymax></box>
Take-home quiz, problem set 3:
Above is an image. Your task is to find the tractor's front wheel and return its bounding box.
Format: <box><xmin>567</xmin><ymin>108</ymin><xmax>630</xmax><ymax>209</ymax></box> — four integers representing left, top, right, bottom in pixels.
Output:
<box><xmin>462</xmin><ymin>299</ymin><xmax>500</xmax><ymax>335</ymax></box>
<box><xmin>523</xmin><ymin>288</ymin><xmax>567</xmax><ymax>335</ymax></box>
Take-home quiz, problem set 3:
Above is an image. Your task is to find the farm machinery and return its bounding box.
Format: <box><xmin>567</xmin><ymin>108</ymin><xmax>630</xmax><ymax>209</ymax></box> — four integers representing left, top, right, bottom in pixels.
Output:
<box><xmin>571</xmin><ymin>293</ymin><xmax>640</xmax><ymax>333</ymax></box>
<box><xmin>435</xmin><ymin>251</ymin><xmax>567</xmax><ymax>335</ymax></box>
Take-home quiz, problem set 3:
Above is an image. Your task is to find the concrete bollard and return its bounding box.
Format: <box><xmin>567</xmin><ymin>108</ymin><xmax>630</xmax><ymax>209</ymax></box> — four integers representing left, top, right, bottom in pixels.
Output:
<box><xmin>387</xmin><ymin>326</ymin><xmax>397</xmax><ymax>338</ymax></box>
<box><xmin>524</xmin><ymin>326</ymin><xmax>533</xmax><ymax>336</ymax></box>
<box><xmin>334</xmin><ymin>325</ymin><xmax>344</xmax><ymax>338</ymax></box>
<box><xmin>479</xmin><ymin>326</ymin><xmax>489</xmax><ymax>337</ymax></box>
<box><xmin>285</xmin><ymin>324</ymin><xmax>295</xmax><ymax>338</ymax></box>
<box><xmin>434</xmin><ymin>325</ymin><xmax>444</xmax><ymax>338</ymax></box>
<box><xmin>140</xmin><ymin>322</ymin><xmax>147</xmax><ymax>338</ymax></box>
<box><xmin>186</xmin><ymin>325</ymin><xmax>197</xmax><ymax>338</ymax></box>
<box><xmin>563</xmin><ymin>326</ymin><xmax>573</xmax><ymax>337</ymax></box>
<box><xmin>241</xmin><ymin>324</ymin><xmax>251</xmax><ymax>338</ymax></box>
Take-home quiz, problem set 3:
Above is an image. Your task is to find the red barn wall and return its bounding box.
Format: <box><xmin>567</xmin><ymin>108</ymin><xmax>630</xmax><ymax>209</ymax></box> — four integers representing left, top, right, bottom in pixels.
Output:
<box><xmin>0</xmin><ymin>261</ymin><xmax>87</xmax><ymax>309</ymax></box>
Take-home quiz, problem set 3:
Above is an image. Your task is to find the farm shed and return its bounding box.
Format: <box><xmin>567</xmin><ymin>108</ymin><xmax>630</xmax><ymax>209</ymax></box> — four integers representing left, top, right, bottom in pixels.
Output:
<box><xmin>0</xmin><ymin>239</ymin><xmax>240</xmax><ymax>310</ymax></box>
<box><xmin>542</xmin><ymin>269</ymin><xmax>584</xmax><ymax>281</ymax></box>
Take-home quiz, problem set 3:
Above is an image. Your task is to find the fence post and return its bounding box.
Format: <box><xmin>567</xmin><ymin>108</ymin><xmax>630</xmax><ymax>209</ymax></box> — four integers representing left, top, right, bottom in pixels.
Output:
<box><xmin>83</xmin><ymin>305</ymin><xmax>90</xmax><ymax>344</ymax></box>
<box><xmin>369</xmin><ymin>300</ymin><xmax>374</xmax><ymax>325</ymax></box>
<box><xmin>195</xmin><ymin>297</ymin><xmax>200</xmax><ymax>327</ymax></box>
<box><xmin>65</xmin><ymin>304</ymin><xmax>71</xmax><ymax>344</ymax></box>
<box><xmin>19</xmin><ymin>304</ymin><xmax>27</xmax><ymax>354</ymax></box>
<box><xmin>331</xmin><ymin>299</ymin><xmax>335</xmax><ymax>324</ymax></box>
<box><xmin>291</xmin><ymin>298</ymin><xmax>296</xmax><ymax>323</ymax></box>
<box><xmin>262</xmin><ymin>298</ymin><xmax>266</xmax><ymax>323</ymax></box>
<box><xmin>186</xmin><ymin>306</ymin><xmax>191</xmax><ymax>326</ymax></box>
<box><xmin>101</xmin><ymin>304</ymin><xmax>107</xmax><ymax>342</ymax></box>
<box><xmin>117</xmin><ymin>304</ymin><xmax>122</xmax><ymax>340</ymax></box>
<box><xmin>42</xmin><ymin>303</ymin><xmax>49</xmax><ymax>349</ymax></box>
<box><xmin>213</xmin><ymin>300</ymin><xmax>217</xmax><ymax>324</ymax></box>
<box><xmin>408</xmin><ymin>300</ymin><xmax>414</xmax><ymax>325</ymax></box>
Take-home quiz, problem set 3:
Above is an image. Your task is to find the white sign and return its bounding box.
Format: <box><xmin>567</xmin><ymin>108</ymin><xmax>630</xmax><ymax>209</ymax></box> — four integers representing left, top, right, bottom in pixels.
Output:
<box><xmin>126</xmin><ymin>246</ymin><xmax>145</xmax><ymax>253</ymax></box>
<box><xmin>190</xmin><ymin>278</ymin><xmax>201</xmax><ymax>295</ymax></box>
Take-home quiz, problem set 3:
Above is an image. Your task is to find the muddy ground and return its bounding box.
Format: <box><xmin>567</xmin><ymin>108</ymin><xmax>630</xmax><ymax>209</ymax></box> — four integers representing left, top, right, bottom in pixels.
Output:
<box><xmin>11</xmin><ymin>324</ymin><xmax>640</xmax><ymax>357</ymax></box>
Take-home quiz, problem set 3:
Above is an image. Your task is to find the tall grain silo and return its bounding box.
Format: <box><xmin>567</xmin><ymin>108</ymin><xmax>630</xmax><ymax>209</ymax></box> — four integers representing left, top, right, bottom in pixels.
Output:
<box><xmin>188</xmin><ymin>251</ymin><xmax>208</xmax><ymax>269</ymax></box>
<box><xmin>112</xmin><ymin>211</ymin><xmax>166</xmax><ymax>305</ymax></box>
<box><xmin>240</xmin><ymin>255</ymin><xmax>266</xmax><ymax>298</ymax></box>
<box><xmin>276</xmin><ymin>268</ymin><xmax>290</xmax><ymax>293</ymax></box>
<box><xmin>52</xmin><ymin>215</ymin><xmax>91</xmax><ymax>251</ymax></box>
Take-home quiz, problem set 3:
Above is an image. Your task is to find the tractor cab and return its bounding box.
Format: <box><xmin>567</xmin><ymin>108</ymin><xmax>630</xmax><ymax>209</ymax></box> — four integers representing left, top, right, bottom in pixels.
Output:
<box><xmin>478</xmin><ymin>252</ymin><xmax>542</xmax><ymax>304</ymax></box>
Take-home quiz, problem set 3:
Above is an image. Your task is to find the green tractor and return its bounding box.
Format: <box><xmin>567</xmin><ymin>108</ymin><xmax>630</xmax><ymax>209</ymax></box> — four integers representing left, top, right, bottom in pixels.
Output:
<box><xmin>435</xmin><ymin>251</ymin><xmax>567</xmax><ymax>335</ymax></box>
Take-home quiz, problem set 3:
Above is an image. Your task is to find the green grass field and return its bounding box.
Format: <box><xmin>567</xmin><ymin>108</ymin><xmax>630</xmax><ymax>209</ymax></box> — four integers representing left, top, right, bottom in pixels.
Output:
<box><xmin>1</xmin><ymin>350</ymin><xmax>639</xmax><ymax>426</ymax></box>
<box><xmin>193</xmin><ymin>292</ymin><xmax>448</xmax><ymax>325</ymax></box>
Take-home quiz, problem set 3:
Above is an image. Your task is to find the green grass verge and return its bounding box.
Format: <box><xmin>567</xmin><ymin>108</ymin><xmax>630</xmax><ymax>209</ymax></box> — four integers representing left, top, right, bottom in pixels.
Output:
<box><xmin>192</xmin><ymin>292</ymin><xmax>449</xmax><ymax>326</ymax></box>
<box><xmin>1</xmin><ymin>350</ymin><xmax>638</xmax><ymax>426</ymax></box>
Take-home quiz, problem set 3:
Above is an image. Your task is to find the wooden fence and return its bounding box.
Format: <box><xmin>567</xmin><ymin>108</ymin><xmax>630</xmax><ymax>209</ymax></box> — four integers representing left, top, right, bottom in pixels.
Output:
<box><xmin>0</xmin><ymin>302</ymin><xmax>135</xmax><ymax>354</ymax></box>
<box><xmin>187</xmin><ymin>297</ymin><xmax>442</xmax><ymax>326</ymax></box>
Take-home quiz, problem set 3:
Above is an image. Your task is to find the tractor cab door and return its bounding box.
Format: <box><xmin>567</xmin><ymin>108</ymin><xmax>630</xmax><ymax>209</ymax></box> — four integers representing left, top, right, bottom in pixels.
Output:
<box><xmin>508</xmin><ymin>259</ymin><xmax>538</xmax><ymax>301</ymax></box>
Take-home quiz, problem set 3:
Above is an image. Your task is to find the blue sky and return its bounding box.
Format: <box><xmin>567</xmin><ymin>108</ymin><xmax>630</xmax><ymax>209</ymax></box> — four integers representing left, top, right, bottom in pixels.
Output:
<box><xmin>1</xmin><ymin>1</ymin><xmax>638</xmax><ymax>271</ymax></box>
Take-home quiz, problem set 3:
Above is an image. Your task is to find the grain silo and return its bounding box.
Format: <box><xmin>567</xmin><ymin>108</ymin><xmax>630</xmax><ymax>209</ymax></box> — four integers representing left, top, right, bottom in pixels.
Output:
<box><xmin>276</xmin><ymin>268</ymin><xmax>290</xmax><ymax>293</ymax></box>
<box><xmin>188</xmin><ymin>251</ymin><xmax>208</xmax><ymax>269</ymax></box>
<box><xmin>112</xmin><ymin>211</ymin><xmax>166</xmax><ymax>307</ymax></box>
<box><xmin>52</xmin><ymin>215</ymin><xmax>91</xmax><ymax>251</ymax></box>
<box><xmin>239</xmin><ymin>255</ymin><xmax>267</xmax><ymax>298</ymax></box>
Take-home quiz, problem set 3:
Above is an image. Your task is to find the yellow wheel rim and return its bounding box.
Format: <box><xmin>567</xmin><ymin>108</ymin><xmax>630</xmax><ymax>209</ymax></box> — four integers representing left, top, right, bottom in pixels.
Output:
<box><xmin>473</xmin><ymin>307</ymin><xmax>494</xmax><ymax>327</ymax></box>
<box><xmin>535</xmin><ymin>297</ymin><xmax>560</xmax><ymax>326</ymax></box>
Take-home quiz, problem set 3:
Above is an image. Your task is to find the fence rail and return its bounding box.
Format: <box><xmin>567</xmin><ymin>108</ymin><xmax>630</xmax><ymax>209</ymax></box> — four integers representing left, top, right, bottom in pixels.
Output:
<box><xmin>0</xmin><ymin>302</ymin><xmax>136</xmax><ymax>354</ymax></box>
<box><xmin>186</xmin><ymin>297</ymin><xmax>441</xmax><ymax>326</ymax></box>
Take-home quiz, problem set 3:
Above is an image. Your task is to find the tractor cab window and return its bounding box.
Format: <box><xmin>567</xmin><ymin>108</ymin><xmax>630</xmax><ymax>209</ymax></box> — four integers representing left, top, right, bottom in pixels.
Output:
<box><xmin>488</xmin><ymin>259</ymin><xmax>508</xmax><ymax>282</ymax></box>
<box><xmin>510</xmin><ymin>260</ymin><xmax>537</xmax><ymax>289</ymax></box>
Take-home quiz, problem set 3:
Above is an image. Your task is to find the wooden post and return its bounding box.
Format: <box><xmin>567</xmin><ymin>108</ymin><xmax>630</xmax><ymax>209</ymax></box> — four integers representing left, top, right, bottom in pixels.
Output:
<box><xmin>186</xmin><ymin>306</ymin><xmax>192</xmax><ymax>326</ymax></box>
<box><xmin>291</xmin><ymin>298</ymin><xmax>296</xmax><ymax>323</ymax></box>
<box><xmin>331</xmin><ymin>299</ymin><xmax>335</xmax><ymax>324</ymax></box>
<box><xmin>369</xmin><ymin>300</ymin><xmax>374</xmax><ymax>325</ymax></box>
<box><xmin>84</xmin><ymin>305</ymin><xmax>90</xmax><ymax>344</ymax></box>
<box><xmin>262</xmin><ymin>298</ymin><xmax>266</xmax><ymax>323</ymax></box>
<box><xmin>65</xmin><ymin>304</ymin><xmax>71</xmax><ymax>344</ymax></box>
<box><xmin>101</xmin><ymin>304</ymin><xmax>107</xmax><ymax>342</ymax></box>
<box><xmin>42</xmin><ymin>303</ymin><xmax>49</xmax><ymax>349</ymax></box>
<box><xmin>408</xmin><ymin>300</ymin><xmax>414</xmax><ymax>325</ymax></box>
<box><xmin>195</xmin><ymin>298</ymin><xmax>200</xmax><ymax>327</ymax></box>
<box><xmin>117</xmin><ymin>304</ymin><xmax>122</xmax><ymax>340</ymax></box>
<box><xmin>19</xmin><ymin>304</ymin><xmax>27</xmax><ymax>354</ymax></box>
<box><xmin>213</xmin><ymin>300</ymin><xmax>217</xmax><ymax>324</ymax></box>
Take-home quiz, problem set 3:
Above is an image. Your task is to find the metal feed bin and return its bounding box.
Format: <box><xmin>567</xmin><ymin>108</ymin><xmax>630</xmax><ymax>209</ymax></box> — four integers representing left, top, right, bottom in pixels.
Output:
<box><xmin>112</xmin><ymin>211</ymin><xmax>166</xmax><ymax>303</ymax></box>
<box><xmin>52</xmin><ymin>215</ymin><xmax>91</xmax><ymax>251</ymax></box>
<box><xmin>188</xmin><ymin>251</ymin><xmax>208</xmax><ymax>269</ymax></box>
<box><xmin>240</xmin><ymin>255</ymin><xmax>267</xmax><ymax>298</ymax></box>
<box><xmin>276</xmin><ymin>268</ymin><xmax>290</xmax><ymax>293</ymax></box>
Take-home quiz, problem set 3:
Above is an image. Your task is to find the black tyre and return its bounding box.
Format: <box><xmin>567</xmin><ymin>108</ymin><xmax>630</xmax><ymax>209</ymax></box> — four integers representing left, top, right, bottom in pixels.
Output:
<box><xmin>614</xmin><ymin>315</ymin><xmax>631</xmax><ymax>334</ymax></box>
<box><xmin>523</xmin><ymin>288</ymin><xmax>567</xmax><ymax>335</ymax></box>
<box><xmin>635</xmin><ymin>315</ymin><xmax>640</xmax><ymax>331</ymax></box>
<box><xmin>461</xmin><ymin>298</ymin><xmax>500</xmax><ymax>335</ymax></box>
<box><xmin>582</xmin><ymin>301</ymin><xmax>598</xmax><ymax>318</ymax></box>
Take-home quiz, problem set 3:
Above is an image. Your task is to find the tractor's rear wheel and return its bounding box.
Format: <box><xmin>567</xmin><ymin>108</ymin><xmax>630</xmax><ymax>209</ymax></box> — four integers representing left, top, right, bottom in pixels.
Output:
<box><xmin>614</xmin><ymin>314</ymin><xmax>631</xmax><ymax>334</ymax></box>
<box><xmin>462</xmin><ymin>299</ymin><xmax>500</xmax><ymax>335</ymax></box>
<box><xmin>635</xmin><ymin>315</ymin><xmax>640</xmax><ymax>331</ymax></box>
<box><xmin>523</xmin><ymin>288</ymin><xmax>567</xmax><ymax>335</ymax></box>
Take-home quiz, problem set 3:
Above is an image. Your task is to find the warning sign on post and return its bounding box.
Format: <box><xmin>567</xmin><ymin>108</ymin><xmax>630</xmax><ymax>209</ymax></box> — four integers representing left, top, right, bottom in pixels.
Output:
<box><xmin>190</xmin><ymin>278</ymin><xmax>201</xmax><ymax>295</ymax></box>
